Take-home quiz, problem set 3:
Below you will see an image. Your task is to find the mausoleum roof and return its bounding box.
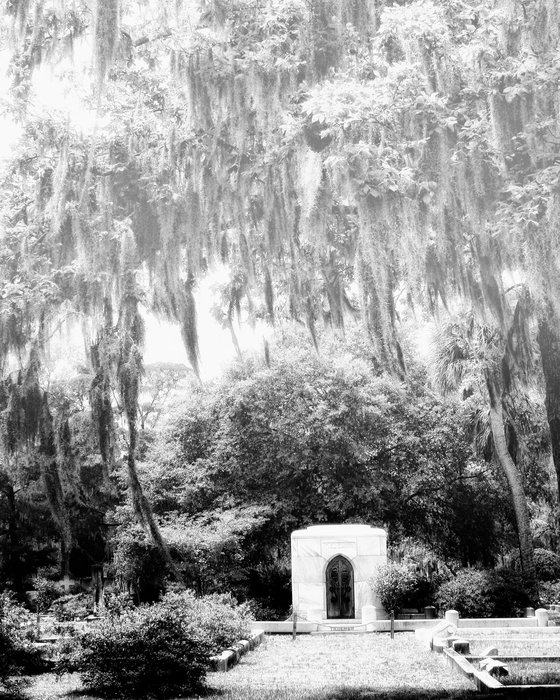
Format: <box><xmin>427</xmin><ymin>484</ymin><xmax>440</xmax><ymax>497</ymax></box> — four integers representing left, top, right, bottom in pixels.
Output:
<box><xmin>291</xmin><ymin>524</ymin><xmax>386</xmax><ymax>538</ymax></box>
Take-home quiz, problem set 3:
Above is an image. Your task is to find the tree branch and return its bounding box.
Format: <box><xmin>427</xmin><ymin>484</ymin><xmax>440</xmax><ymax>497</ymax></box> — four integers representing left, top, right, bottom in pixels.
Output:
<box><xmin>401</xmin><ymin>469</ymin><xmax>493</xmax><ymax>506</ymax></box>
<box><xmin>133</xmin><ymin>30</ymin><xmax>173</xmax><ymax>47</ymax></box>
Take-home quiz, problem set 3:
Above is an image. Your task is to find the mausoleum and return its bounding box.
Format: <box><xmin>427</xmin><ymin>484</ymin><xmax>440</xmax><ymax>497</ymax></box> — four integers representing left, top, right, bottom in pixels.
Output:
<box><xmin>291</xmin><ymin>524</ymin><xmax>387</xmax><ymax>621</ymax></box>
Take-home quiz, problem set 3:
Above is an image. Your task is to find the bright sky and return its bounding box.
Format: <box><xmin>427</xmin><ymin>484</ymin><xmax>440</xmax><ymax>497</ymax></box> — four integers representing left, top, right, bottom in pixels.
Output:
<box><xmin>42</xmin><ymin>269</ymin><xmax>269</xmax><ymax>381</ymax></box>
<box><xmin>143</xmin><ymin>315</ymin><xmax>236</xmax><ymax>379</ymax></box>
<box><xmin>143</xmin><ymin>279</ymin><xmax>268</xmax><ymax>380</ymax></box>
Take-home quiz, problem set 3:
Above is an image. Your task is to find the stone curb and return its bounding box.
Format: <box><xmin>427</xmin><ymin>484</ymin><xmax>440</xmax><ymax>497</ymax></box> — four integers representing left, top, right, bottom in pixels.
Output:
<box><xmin>210</xmin><ymin>629</ymin><xmax>264</xmax><ymax>672</ymax></box>
<box><xmin>441</xmin><ymin>629</ymin><xmax>560</xmax><ymax>696</ymax></box>
<box><xmin>472</xmin><ymin>668</ymin><xmax>503</xmax><ymax>692</ymax></box>
<box><xmin>443</xmin><ymin>648</ymin><xmax>476</xmax><ymax>679</ymax></box>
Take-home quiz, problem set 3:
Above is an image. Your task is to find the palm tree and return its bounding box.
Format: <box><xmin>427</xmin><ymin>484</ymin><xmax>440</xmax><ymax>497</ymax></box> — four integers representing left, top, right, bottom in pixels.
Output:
<box><xmin>537</xmin><ymin>309</ymin><xmax>560</xmax><ymax>499</ymax></box>
<box><xmin>430</xmin><ymin>313</ymin><xmax>537</xmax><ymax>591</ymax></box>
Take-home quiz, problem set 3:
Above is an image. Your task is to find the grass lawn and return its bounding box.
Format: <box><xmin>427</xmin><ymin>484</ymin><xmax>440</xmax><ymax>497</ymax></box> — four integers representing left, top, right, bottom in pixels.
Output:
<box><xmin>502</xmin><ymin>660</ymin><xmax>560</xmax><ymax>686</ymax></box>
<box><xmin>26</xmin><ymin>632</ymin><xmax>479</xmax><ymax>700</ymax></box>
<box><xmin>467</xmin><ymin>633</ymin><xmax>560</xmax><ymax>657</ymax></box>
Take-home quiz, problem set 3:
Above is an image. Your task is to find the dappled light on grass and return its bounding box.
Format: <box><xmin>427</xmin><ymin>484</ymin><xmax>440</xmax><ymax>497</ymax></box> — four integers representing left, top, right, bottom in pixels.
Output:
<box><xmin>465</xmin><ymin>628</ymin><xmax>560</xmax><ymax>658</ymax></box>
<box><xmin>206</xmin><ymin>634</ymin><xmax>477</xmax><ymax>700</ymax></box>
<box><xmin>26</xmin><ymin>633</ymin><xmax>478</xmax><ymax>699</ymax></box>
<box><xmin>502</xmin><ymin>661</ymin><xmax>560</xmax><ymax>686</ymax></box>
<box><xmin>469</xmin><ymin>638</ymin><xmax>560</xmax><ymax>657</ymax></box>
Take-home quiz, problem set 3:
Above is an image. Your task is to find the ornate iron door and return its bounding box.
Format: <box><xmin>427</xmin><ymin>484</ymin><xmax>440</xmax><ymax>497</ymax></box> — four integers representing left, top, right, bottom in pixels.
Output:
<box><xmin>326</xmin><ymin>555</ymin><xmax>355</xmax><ymax>619</ymax></box>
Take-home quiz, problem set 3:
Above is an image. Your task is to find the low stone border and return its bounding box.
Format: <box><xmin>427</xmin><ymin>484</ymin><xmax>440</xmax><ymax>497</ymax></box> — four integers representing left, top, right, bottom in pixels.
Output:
<box><xmin>210</xmin><ymin>629</ymin><xmax>264</xmax><ymax>672</ymax></box>
<box><xmin>471</xmin><ymin>665</ymin><xmax>560</xmax><ymax>696</ymax></box>
<box><xmin>443</xmin><ymin>648</ymin><xmax>476</xmax><ymax>680</ymax></box>
<box><xmin>439</xmin><ymin>630</ymin><xmax>560</xmax><ymax>696</ymax></box>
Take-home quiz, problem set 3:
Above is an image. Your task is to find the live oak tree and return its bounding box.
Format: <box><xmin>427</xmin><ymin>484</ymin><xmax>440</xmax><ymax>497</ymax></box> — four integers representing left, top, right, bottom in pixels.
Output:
<box><xmin>2</xmin><ymin>0</ymin><xmax>560</xmax><ymax>584</ymax></box>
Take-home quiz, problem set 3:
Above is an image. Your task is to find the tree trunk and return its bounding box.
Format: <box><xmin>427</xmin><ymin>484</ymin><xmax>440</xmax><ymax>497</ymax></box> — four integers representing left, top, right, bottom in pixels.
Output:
<box><xmin>537</xmin><ymin>312</ymin><xmax>560</xmax><ymax>501</ymax></box>
<box><xmin>92</xmin><ymin>564</ymin><xmax>105</xmax><ymax>612</ymax></box>
<box><xmin>117</xmin><ymin>293</ymin><xmax>185</xmax><ymax>587</ymax></box>
<box><xmin>127</xmin><ymin>421</ymin><xmax>185</xmax><ymax>586</ymax></box>
<box><xmin>89</xmin><ymin>349</ymin><xmax>117</xmax><ymax>488</ymax></box>
<box><xmin>39</xmin><ymin>396</ymin><xmax>73</xmax><ymax>578</ymax></box>
<box><xmin>227</xmin><ymin>316</ymin><xmax>243</xmax><ymax>360</ymax></box>
<box><xmin>5</xmin><ymin>480</ymin><xmax>23</xmax><ymax>592</ymax></box>
<box><xmin>486</xmin><ymin>374</ymin><xmax>536</xmax><ymax>592</ymax></box>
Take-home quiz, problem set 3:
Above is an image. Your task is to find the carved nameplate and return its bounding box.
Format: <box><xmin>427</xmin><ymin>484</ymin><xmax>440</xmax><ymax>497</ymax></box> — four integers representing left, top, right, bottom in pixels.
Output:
<box><xmin>322</xmin><ymin>540</ymin><xmax>357</xmax><ymax>558</ymax></box>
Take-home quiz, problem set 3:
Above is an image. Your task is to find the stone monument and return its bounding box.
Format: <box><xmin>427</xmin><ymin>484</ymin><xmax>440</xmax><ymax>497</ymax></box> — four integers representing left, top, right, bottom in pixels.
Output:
<box><xmin>291</xmin><ymin>524</ymin><xmax>387</xmax><ymax>621</ymax></box>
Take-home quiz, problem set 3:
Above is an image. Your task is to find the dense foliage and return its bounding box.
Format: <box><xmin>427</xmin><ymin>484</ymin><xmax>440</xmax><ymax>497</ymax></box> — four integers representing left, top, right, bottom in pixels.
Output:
<box><xmin>58</xmin><ymin>590</ymin><xmax>253</xmax><ymax>697</ymax></box>
<box><xmin>369</xmin><ymin>563</ymin><xmax>420</xmax><ymax>617</ymax></box>
<box><xmin>0</xmin><ymin>592</ymin><xmax>44</xmax><ymax>693</ymax></box>
<box><xmin>389</xmin><ymin>539</ymin><xmax>456</xmax><ymax>611</ymax></box>
<box><xmin>52</xmin><ymin>593</ymin><xmax>93</xmax><ymax>621</ymax></box>
<box><xmin>538</xmin><ymin>580</ymin><xmax>560</xmax><ymax>607</ymax></box>
<box><xmin>60</xmin><ymin>606</ymin><xmax>212</xmax><ymax>697</ymax></box>
<box><xmin>435</xmin><ymin>568</ymin><xmax>530</xmax><ymax>618</ymax></box>
<box><xmin>109</xmin><ymin>331</ymin><xmax>535</xmax><ymax>613</ymax></box>
<box><xmin>160</xmin><ymin>590</ymin><xmax>253</xmax><ymax>655</ymax></box>
<box><xmin>510</xmin><ymin>548</ymin><xmax>560</xmax><ymax>582</ymax></box>
<box><xmin>0</xmin><ymin>0</ymin><xmax>560</xmax><ymax>619</ymax></box>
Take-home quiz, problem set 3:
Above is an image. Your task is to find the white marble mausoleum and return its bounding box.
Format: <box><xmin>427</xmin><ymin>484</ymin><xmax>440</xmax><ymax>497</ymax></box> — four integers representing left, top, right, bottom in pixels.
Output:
<box><xmin>291</xmin><ymin>524</ymin><xmax>387</xmax><ymax>621</ymax></box>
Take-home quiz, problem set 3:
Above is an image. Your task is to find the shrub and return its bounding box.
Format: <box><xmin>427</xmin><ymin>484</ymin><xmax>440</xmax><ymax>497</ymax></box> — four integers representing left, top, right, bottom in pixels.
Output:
<box><xmin>435</xmin><ymin>569</ymin><xmax>490</xmax><ymax>617</ymax></box>
<box><xmin>30</xmin><ymin>576</ymin><xmax>62</xmax><ymax>613</ymax></box>
<box><xmin>58</xmin><ymin>590</ymin><xmax>254</xmax><ymax>697</ymax></box>
<box><xmin>487</xmin><ymin>568</ymin><xmax>530</xmax><ymax>617</ymax></box>
<box><xmin>539</xmin><ymin>579</ymin><xmax>560</xmax><ymax>606</ymax></box>
<box><xmin>435</xmin><ymin>567</ymin><xmax>530</xmax><ymax>618</ymax></box>
<box><xmin>368</xmin><ymin>562</ymin><xmax>419</xmax><ymax>616</ymax></box>
<box><xmin>161</xmin><ymin>590</ymin><xmax>253</xmax><ymax>654</ymax></box>
<box><xmin>103</xmin><ymin>591</ymin><xmax>135</xmax><ymax>617</ymax></box>
<box><xmin>389</xmin><ymin>539</ymin><xmax>455</xmax><ymax>610</ymax></box>
<box><xmin>58</xmin><ymin>604</ymin><xmax>212</xmax><ymax>698</ymax></box>
<box><xmin>0</xmin><ymin>629</ymin><xmax>30</xmax><ymax>695</ymax></box>
<box><xmin>52</xmin><ymin>593</ymin><xmax>93</xmax><ymax>621</ymax></box>
<box><xmin>246</xmin><ymin>599</ymin><xmax>286</xmax><ymax>621</ymax></box>
<box><xmin>510</xmin><ymin>549</ymin><xmax>560</xmax><ymax>582</ymax></box>
<box><xmin>0</xmin><ymin>591</ymin><xmax>30</xmax><ymax>638</ymax></box>
<box><xmin>0</xmin><ymin>591</ymin><xmax>44</xmax><ymax>692</ymax></box>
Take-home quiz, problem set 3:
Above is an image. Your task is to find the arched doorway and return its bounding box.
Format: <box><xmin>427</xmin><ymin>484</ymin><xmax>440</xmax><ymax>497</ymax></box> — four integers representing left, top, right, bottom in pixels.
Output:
<box><xmin>326</xmin><ymin>555</ymin><xmax>355</xmax><ymax>619</ymax></box>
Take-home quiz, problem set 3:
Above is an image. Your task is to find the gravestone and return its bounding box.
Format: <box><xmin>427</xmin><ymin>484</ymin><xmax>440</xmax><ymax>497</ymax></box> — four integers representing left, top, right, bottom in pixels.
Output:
<box><xmin>291</xmin><ymin>524</ymin><xmax>387</xmax><ymax>621</ymax></box>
